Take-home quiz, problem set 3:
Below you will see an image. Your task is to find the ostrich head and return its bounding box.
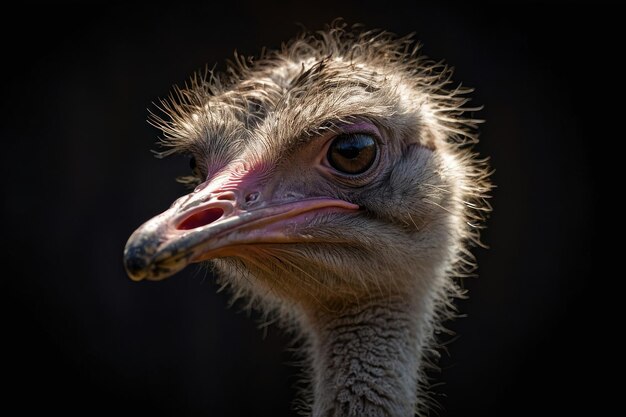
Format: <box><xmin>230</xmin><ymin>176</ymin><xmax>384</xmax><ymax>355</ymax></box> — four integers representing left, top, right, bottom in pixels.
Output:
<box><xmin>124</xmin><ymin>25</ymin><xmax>491</xmax><ymax>417</ymax></box>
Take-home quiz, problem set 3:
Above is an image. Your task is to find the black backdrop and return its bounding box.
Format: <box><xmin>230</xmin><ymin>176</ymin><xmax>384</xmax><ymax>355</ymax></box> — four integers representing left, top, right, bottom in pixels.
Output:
<box><xmin>2</xmin><ymin>2</ymin><xmax>610</xmax><ymax>416</ymax></box>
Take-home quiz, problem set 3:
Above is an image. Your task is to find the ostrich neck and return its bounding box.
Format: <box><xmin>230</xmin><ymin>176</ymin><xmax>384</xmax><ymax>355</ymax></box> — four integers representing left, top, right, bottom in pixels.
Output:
<box><xmin>303</xmin><ymin>296</ymin><xmax>426</xmax><ymax>417</ymax></box>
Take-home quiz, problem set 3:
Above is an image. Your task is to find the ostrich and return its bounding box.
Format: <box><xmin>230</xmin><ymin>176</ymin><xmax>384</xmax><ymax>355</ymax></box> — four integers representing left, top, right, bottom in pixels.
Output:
<box><xmin>124</xmin><ymin>24</ymin><xmax>491</xmax><ymax>417</ymax></box>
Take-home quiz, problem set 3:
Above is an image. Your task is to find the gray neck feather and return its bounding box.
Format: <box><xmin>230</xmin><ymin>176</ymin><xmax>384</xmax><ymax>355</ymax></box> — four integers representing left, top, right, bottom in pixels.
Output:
<box><xmin>302</xmin><ymin>297</ymin><xmax>425</xmax><ymax>417</ymax></box>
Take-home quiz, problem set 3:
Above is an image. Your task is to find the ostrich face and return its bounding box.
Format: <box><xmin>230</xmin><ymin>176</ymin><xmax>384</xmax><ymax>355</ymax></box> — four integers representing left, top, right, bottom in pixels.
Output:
<box><xmin>124</xmin><ymin>36</ymin><xmax>485</xmax><ymax>306</ymax></box>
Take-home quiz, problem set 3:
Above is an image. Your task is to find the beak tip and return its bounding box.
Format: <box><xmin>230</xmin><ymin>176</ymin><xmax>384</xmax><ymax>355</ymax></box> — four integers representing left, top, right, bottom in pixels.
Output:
<box><xmin>127</xmin><ymin>271</ymin><xmax>147</xmax><ymax>282</ymax></box>
<box><xmin>123</xmin><ymin>251</ymin><xmax>149</xmax><ymax>282</ymax></box>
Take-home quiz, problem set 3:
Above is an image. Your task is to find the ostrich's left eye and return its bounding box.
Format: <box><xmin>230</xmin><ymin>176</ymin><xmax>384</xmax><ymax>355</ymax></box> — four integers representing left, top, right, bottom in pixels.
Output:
<box><xmin>327</xmin><ymin>133</ymin><xmax>377</xmax><ymax>175</ymax></box>
<box><xmin>189</xmin><ymin>156</ymin><xmax>197</xmax><ymax>171</ymax></box>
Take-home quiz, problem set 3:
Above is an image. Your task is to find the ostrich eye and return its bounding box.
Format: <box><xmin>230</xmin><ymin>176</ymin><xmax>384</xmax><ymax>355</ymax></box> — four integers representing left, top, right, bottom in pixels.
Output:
<box><xmin>189</xmin><ymin>156</ymin><xmax>197</xmax><ymax>171</ymax></box>
<box><xmin>327</xmin><ymin>133</ymin><xmax>377</xmax><ymax>175</ymax></box>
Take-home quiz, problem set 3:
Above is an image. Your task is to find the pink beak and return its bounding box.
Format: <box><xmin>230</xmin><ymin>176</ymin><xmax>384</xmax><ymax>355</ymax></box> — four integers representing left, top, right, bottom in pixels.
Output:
<box><xmin>123</xmin><ymin>176</ymin><xmax>359</xmax><ymax>281</ymax></box>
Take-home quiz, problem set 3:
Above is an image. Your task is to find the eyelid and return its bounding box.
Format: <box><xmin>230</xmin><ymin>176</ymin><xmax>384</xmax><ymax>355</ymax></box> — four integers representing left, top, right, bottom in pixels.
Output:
<box><xmin>317</xmin><ymin>121</ymin><xmax>382</xmax><ymax>155</ymax></box>
<box><xmin>334</xmin><ymin>121</ymin><xmax>382</xmax><ymax>139</ymax></box>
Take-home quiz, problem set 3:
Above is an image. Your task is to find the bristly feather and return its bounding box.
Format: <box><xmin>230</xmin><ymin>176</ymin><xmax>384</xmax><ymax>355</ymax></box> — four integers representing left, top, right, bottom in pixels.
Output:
<box><xmin>151</xmin><ymin>18</ymin><xmax>491</xmax><ymax>250</ymax></box>
<box><xmin>148</xmin><ymin>20</ymin><xmax>492</xmax><ymax>417</ymax></box>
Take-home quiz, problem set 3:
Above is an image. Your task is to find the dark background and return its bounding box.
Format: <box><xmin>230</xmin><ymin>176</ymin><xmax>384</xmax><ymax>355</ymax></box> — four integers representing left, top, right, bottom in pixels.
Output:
<box><xmin>2</xmin><ymin>2</ymin><xmax>611</xmax><ymax>416</ymax></box>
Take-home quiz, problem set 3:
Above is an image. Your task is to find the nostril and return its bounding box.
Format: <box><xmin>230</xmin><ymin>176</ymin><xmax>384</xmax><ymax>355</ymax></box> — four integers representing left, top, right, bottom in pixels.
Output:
<box><xmin>177</xmin><ymin>207</ymin><xmax>224</xmax><ymax>230</ymax></box>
